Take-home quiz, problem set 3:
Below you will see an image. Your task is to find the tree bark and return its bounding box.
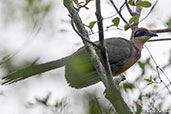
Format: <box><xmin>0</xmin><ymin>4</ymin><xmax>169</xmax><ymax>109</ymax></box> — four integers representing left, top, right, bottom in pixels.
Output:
<box><xmin>63</xmin><ymin>0</ymin><xmax>132</xmax><ymax>114</ymax></box>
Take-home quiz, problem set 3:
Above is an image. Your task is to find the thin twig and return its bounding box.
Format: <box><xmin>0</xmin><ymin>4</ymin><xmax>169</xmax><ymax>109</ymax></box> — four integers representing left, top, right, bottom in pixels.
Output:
<box><xmin>126</xmin><ymin>0</ymin><xmax>134</xmax><ymax>16</ymax></box>
<box><xmin>130</xmin><ymin>0</ymin><xmax>141</xmax><ymax>39</ymax></box>
<box><xmin>138</xmin><ymin>0</ymin><xmax>158</xmax><ymax>24</ymax></box>
<box><xmin>64</xmin><ymin>1</ymin><xmax>132</xmax><ymax>113</ymax></box>
<box><xmin>109</xmin><ymin>0</ymin><xmax>129</xmax><ymax>24</ymax></box>
<box><xmin>145</xmin><ymin>45</ymin><xmax>171</xmax><ymax>95</ymax></box>
<box><xmin>75</xmin><ymin>28</ymin><xmax>171</xmax><ymax>40</ymax></box>
<box><xmin>129</xmin><ymin>0</ymin><xmax>158</xmax><ymax>30</ymax></box>
<box><xmin>148</xmin><ymin>38</ymin><xmax>171</xmax><ymax>42</ymax></box>
<box><xmin>103</xmin><ymin>4</ymin><xmax>127</xmax><ymax>20</ymax></box>
<box><xmin>71</xmin><ymin>19</ymin><xmax>101</xmax><ymax>48</ymax></box>
<box><xmin>158</xmin><ymin>67</ymin><xmax>171</xmax><ymax>84</ymax></box>
<box><xmin>120</xmin><ymin>0</ymin><xmax>128</xmax><ymax>11</ymax></box>
<box><xmin>151</xmin><ymin>28</ymin><xmax>171</xmax><ymax>33</ymax></box>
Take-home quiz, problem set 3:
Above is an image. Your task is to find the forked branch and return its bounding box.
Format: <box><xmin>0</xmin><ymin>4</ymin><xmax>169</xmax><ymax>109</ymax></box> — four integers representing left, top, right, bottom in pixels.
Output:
<box><xmin>63</xmin><ymin>0</ymin><xmax>132</xmax><ymax>113</ymax></box>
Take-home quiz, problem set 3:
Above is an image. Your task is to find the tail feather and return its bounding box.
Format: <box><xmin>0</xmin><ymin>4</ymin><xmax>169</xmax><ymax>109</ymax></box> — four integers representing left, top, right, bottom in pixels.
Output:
<box><xmin>65</xmin><ymin>69</ymin><xmax>100</xmax><ymax>88</ymax></box>
<box><xmin>65</xmin><ymin>53</ymin><xmax>100</xmax><ymax>88</ymax></box>
<box><xmin>2</xmin><ymin>47</ymin><xmax>101</xmax><ymax>88</ymax></box>
<box><xmin>1</xmin><ymin>56</ymin><xmax>70</xmax><ymax>85</ymax></box>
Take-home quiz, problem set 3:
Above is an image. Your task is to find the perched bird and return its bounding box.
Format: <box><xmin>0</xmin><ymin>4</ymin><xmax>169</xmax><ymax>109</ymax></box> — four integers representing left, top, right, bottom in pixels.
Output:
<box><xmin>2</xmin><ymin>27</ymin><xmax>158</xmax><ymax>88</ymax></box>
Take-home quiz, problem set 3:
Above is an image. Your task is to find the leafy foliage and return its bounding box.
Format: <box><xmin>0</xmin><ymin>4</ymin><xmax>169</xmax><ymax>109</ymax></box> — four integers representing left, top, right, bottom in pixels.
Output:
<box><xmin>120</xmin><ymin>82</ymin><xmax>135</xmax><ymax>92</ymax></box>
<box><xmin>138</xmin><ymin>58</ymin><xmax>153</xmax><ymax>75</ymax></box>
<box><xmin>72</xmin><ymin>0</ymin><xmax>93</xmax><ymax>10</ymax></box>
<box><xmin>0</xmin><ymin>0</ymin><xmax>53</xmax><ymax>31</ymax></box>
<box><xmin>87</xmin><ymin>95</ymin><xmax>116</xmax><ymax>114</ymax></box>
<box><xmin>137</xmin><ymin>1</ymin><xmax>152</xmax><ymax>8</ymax></box>
<box><xmin>128</xmin><ymin>0</ymin><xmax>151</xmax><ymax>8</ymax></box>
<box><xmin>112</xmin><ymin>17</ymin><xmax>120</xmax><ymax>27</ymax></box>
<box><xmin>27</xmin><ymin>93</ymin><xmax>71</xmax><ymax>114</ymax></box>
<box><xmin>124</xmin><ymin>16</ymin><xmax>137</xmax><ymax>30</ymax></box>
<box><xmin>128</xmin><ymin>0</ymin><xmax>136</xmax><ymax>6</ymax></box>
<box><xmin>82</xmin><ymin>21</ymin><xmax>98</xmax><ymax>30</ymax></box>
<box><xmin>129</xmin><ymin>16</ymin><xmax>137</xmax><ymax>24</ymax></box>
<box><xmin>124</xmin><ymin>24</ymin><xmax>130</xmax><ymax>31</ymax></box>
<box><xmin>144</xmin><ymin>75</ymin><xmax>153</xmax><ymax>85</ymax></box>
<box><xmin>166</xmin><ymin>17</ymin><xmax>171</xmax><ymax>28</ymax></box>
<box><xmin>23</xmin><ymin>0</ymin><xmax>53</xmax><ymax>27</ymax></box>
<box><xmin>135</xmin><ymin>103</ymin><xmax>142</xmax><ymax>114</ymax></box>
<box><xmin>1</xmin><ymin>0</ymin><xmax>171</xmax><ymax>114</ymax></box>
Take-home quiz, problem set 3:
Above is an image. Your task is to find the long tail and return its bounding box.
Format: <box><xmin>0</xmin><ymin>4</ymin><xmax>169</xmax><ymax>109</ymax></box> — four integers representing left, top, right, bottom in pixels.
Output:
<box><xmin>1</xmin><ymin>56</ymin><xmax>70</xmax><ymax>85</ymax></box>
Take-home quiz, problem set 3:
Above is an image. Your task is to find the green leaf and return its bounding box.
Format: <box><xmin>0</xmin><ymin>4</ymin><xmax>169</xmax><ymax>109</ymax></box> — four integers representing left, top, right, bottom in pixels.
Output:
<box><xmin>88</xmin><ymin>21</ymin><xmax>97</xmax><ymax>29</ymax></box>
<box><xmin>138</xmin><ymin>7</ymin><xmax>142</xmax><ymax>12</ymax></box>
<box><xmin>124</xmin><ymin>24</ymin><xmax>129</xmax><ymax>30</ymax></box>
<box><xmin>136</xmin><ymin>103</ymin><xmax>142</xmax><ymax>114</ymax></box>
<box><xmin>138</xmin><ymin>61</ymin><xmax>145</xmax><ymax>69</ymax></box>
<box><xmin>129</xmin><ymin>16</ymin><xmax>137</xmax><ymax>24</ymax></box>
<box><xmin>44</xmin><ymin>4</ymin><xmax>51</xmax><ymax>12</ymax></box>
<box><xmin>137</xmin><ymin>1</ymin><xmax>152</xmax><ymax>8</ymax></box>
<box><xmin>128</xmin><ymin>0</ymin><xmax>135</xmax><ymax>6</ymax></box>
<box><xmin>81</xmin><ymin>23</ymin><xmax>86</xmax><ymax>26</ymax></box>
<box><xmin>166</xmin><ymin>18</ymin><xmax>171</xmax><ymax>28</ymax></box>
<box><xmin>120</xmin><ymin>82</ymin><xmax>135</xmax><ymax>91</ymax></box>
<box><xmin>73</xmin><ymin>0</ymin><xmax>79</xmax><ymax>5</ymax></box>
<box><xmin>112</xmin><ymin>17</ymin><xmax>120</xmax><ymax>26</ymax></box>
<box><xmin>73</xmin><ymin>0</ymin><xmax>81</xmax><ymax>7</ymax></box>
<box><xmin>144</xmin><ymin>78</ymin><xmax>151</xmax><ymax>82</ymax></box>
<box><xmin>144</xmin><ymin>76</ymin><xmax>154</xmax><ymax>85</ymax></box>
<box><xmin>146</xmin><ymin>57</ymin><xmax>151</xmax><ymax>65</ymax></box>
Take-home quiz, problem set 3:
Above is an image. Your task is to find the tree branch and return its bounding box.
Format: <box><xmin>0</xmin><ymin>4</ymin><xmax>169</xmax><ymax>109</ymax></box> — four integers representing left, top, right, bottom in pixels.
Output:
<box><xmin>139</xmin><ymin>0</ymin><xmax>158</xmax><ymax>24</ymax></box>
<box><xmin>71</xmin><ymin>19</ymin><xmax>101</xmax><ymax>48</ymax></box>
<box><xmin>130</xmin><ymin>0</ymin><xmax>158</xmax><ymax>39</ymax></box>
<box><xmin>95</xmin><ymin>0</ymin><xmax>113</xmax><ymax>80</ymax></box>
<box><xmin>130</xmin><ymin>0</ymin><xmax>141</xmax><ymax>39</ymax></box>
<box><xmin>103</xmin><ymin>0</ymin><xmax>127</xmax><ymax>20</ymax></box>
<box><xmin>151</xmin><ymin>28</ymin><xmax>171</xmax><ymax>33</ymax></box>
<box><xmin>95</xmin><ymin>1</ymin><xmax>132</xmax><ymax>113</ymax></box>
<box><xmin>148</xmin><ymin>38</ymin><xmax>171</xmax><ymax>42</ymax></box>
<box><xmin>126</xmin><ymin>0</ymin><xmax>134</xmax><ymax>16</ymax></box>
<box><xmin>64</xmin><ymin>0</ymin><xmax>132</xmax><ymax>113</ymax></box>
<box><xmin>63</xmin><ymin>0</ymin><xmax>108</xmax><ymax>92</ymax></box>
<box><xmin>109</xmin><ymin>0</ymin><xmax>129</xmax><ymax>25</ymax></box>
<box><xmin>120</xmin><ymin>0</ymin><xmax>127</xmax><ymax>12</ymax></box>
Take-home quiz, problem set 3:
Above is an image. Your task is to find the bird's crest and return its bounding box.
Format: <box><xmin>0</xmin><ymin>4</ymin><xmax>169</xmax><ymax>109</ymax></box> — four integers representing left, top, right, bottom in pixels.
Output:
<box><xmin>135</xmin><ymin>27</ymin><xmax>150</xmax><ymax>32</ymax></box>
<box><xmin>134</xmin><ymin>27</ymin><xmax>152</xmax><ymax>38</ymax></box>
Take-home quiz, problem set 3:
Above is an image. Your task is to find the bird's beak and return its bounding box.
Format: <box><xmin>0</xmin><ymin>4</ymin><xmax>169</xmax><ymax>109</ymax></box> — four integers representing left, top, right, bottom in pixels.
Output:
<box><xmin>148</xmin><ymin>32</ymin><xmax>158</xmax><ymax>37</ymax></box>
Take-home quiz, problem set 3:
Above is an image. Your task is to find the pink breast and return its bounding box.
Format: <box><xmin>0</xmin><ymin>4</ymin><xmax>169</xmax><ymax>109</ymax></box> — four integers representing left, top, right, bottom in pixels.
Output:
<box><xmin>113</xmin><ymin>44</ymin><xmax>141</xmax><ymax>76</ymax></box>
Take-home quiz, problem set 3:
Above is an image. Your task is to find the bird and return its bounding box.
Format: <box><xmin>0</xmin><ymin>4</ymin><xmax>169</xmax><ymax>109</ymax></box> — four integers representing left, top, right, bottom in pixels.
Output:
<box><xmin>1</xmin><ymin>27</ymin><xmax>158</xmax><ymax>88</ymax></box>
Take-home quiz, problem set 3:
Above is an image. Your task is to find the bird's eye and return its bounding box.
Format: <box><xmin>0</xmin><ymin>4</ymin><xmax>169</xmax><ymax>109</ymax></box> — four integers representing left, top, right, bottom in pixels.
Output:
<box><xmin>134</xmin><ymin>29</ymin><xmax>148</xmax><ymax>37</ymax></box>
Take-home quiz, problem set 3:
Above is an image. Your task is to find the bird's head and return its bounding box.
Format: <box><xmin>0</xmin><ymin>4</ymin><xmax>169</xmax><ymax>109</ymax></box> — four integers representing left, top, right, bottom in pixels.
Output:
<box><xmin>132</xmin><ymin>27</ymin><xmax>158</xmax><ymax>43</ymax></box>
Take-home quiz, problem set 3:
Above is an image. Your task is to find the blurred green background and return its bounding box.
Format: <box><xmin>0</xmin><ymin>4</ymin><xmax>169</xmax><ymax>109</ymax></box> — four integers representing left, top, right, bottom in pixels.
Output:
<box><xmin>0</xmin><ymin>0</ymin><xmax>171</xmax><ymax>114</ymax></box>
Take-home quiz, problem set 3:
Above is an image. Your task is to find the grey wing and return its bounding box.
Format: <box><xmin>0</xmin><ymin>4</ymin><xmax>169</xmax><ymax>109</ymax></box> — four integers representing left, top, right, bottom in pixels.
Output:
<box><xmin>65</xmin><ymin>38</ymin><xmax>132</xmax><ymax>88</ymax></box>
<box><xmin>105</xmin><ymin>38</ymin><xmax>132</xmax><ymax>73</ymax></box>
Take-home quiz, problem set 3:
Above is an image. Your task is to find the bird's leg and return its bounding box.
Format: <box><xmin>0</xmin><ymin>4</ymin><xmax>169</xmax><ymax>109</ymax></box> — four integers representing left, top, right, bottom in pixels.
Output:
<box><xmin>113</xmin><ymin>74</ymin><xmax>126</xmax><ymax>87</ymax></box>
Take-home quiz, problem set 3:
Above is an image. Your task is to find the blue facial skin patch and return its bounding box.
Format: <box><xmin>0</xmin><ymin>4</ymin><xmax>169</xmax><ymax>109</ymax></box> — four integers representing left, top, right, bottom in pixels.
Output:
<box><xmin>134</xmin><ymin>29</ymin><xmax>149</xmax><ymax>37</ymax></box>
